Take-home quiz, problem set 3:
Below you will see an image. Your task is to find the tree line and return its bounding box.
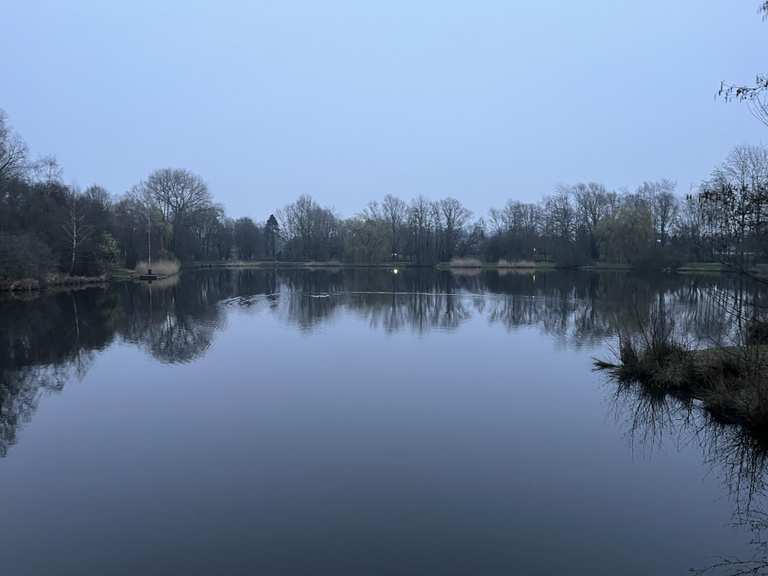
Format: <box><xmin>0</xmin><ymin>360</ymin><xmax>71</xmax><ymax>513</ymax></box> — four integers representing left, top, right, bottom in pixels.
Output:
<box><xmin>1</xmin><ymin>108</ymin><xmax>767</xmax><ymax>280</ymax></box>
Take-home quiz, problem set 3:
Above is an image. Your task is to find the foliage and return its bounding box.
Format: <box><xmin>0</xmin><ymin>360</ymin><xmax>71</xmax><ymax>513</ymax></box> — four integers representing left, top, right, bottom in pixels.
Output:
<box><xmin>96</xmin><ymin>232</ymin><xmax>121</xmax><ymax>273</ymax></box>
<box><xmin>0</xmin><ymin>233</ymin><xmax>55</xmax><ymax>280</ymax></box>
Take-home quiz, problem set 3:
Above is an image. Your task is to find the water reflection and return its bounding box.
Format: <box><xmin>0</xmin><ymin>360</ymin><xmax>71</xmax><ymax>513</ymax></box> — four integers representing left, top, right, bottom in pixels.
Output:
<box><xmin>2</xmin><ymin>268</ymin><xmax>767</xmax><ymax>573</ymax></box>
<box><xmin>610</xmin><ymin>373</ymin><xmax>768</xmax><ymax>574</ymax></box>
<box><xmin>0</xmin><ymin>268</ymin><xmax>760</xmax><ymax>459</ymax></box>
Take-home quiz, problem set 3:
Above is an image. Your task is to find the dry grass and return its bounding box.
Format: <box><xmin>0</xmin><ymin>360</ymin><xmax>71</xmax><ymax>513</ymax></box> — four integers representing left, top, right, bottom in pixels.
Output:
<box><xmin>597</xmin><ymin>332</ymin><xmax>768</xmax><ymax>434</ymax></box>
<box><xmin>676</xmin><ymin>262</ymin><xmax>723</xmax><ymax>273</ymax></box>
<box><xmin>598</xmin><ymin>331</ymin><xmax>695</xmax><ymax>391</ymax></box>
<box><xmin>135</xmin><ymin>259</ymin><xmax>180</xmax><ymax>276</ymax></box>
<box><xmin>448</xmin><ymin>267</ymin><xmax>482</xmax><ymax>277</ymax></box>
<box><xmin>447</xmin><ymin>257</ymin><xmax>483</xmax><ymax>268</ymax></box>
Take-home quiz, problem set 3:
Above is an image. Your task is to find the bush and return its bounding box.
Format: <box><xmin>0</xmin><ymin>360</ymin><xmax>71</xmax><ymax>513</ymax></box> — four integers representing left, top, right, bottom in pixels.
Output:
<box><xmin>0</xmin><ymin>233</ymin><xmax>55</xmax><ymax>280</ymax></box>
<box><xmin>95</xmin><ymin>232</ymin><xmax>121</xmax><ymax>274</ymax></box>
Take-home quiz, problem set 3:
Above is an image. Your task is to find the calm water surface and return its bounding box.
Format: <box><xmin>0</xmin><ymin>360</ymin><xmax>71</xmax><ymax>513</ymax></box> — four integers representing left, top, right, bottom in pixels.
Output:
<box><xmin>0</xmin><ymin>269</ymin><xmax>765</xmax><ymax>575</ymax></box>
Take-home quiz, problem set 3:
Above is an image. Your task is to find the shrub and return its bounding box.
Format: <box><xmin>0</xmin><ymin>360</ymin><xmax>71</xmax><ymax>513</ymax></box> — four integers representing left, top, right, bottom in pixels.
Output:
<box><xmin>0</xmin><ymin>233</ymin><xmax>55</xmax><ymax>280</ymax></box>
<box><xmin>95</xmin><ymin>232</ymin><xmax>121</xmax><ymax>274</ymax></box>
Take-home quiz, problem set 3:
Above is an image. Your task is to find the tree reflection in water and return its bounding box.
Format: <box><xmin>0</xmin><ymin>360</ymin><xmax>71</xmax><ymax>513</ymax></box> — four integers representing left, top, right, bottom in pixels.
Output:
<box><xmin>608</xmin><ymin>372</ymin><xmax>768</xmax><ymax>575</ymax></box>
<box><xmin>0</xmin><ymin>268</ymin><xmax>761</xmax><ymax>459</ymax></box>
<box><xmin>2</xmin><ymin>268</ymin><xmax>767</xmax><ymax>570</ymax></box>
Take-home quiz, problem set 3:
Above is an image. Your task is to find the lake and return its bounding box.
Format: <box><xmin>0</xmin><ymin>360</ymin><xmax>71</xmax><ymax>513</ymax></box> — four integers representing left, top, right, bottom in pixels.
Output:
<box><xmin>0</xmin><ymin>268</ymin><xmax>765</xmax><ymax>575</ymax></box>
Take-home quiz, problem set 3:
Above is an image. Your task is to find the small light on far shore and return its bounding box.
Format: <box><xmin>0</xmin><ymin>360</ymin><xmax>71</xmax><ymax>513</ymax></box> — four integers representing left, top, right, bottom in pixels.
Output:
<box><xmin>392</xmin><ymin>268</ymin><xmax>399</xmax><ymax>275</ymax></box>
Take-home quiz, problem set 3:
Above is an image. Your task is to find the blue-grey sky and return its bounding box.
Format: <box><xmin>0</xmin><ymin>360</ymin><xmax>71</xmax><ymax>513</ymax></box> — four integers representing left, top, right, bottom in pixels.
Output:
<box><xmin>2</xmin><ymin>1</ymin><xmax>766</xmax><ymax>219</ymax></box>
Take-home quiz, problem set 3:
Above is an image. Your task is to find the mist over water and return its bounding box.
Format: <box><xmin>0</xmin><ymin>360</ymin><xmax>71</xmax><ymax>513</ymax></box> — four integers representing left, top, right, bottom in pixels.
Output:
<box><xmin>0</xmin><ymin>269</ymin><xmax>766</xmax><ymax>575</ymax></box>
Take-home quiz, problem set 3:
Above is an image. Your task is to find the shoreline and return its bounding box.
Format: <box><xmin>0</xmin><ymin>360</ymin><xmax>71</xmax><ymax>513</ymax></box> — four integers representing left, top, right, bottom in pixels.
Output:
<box><xmin>187</xmin><ymin>259</ymin><xmax>733</xmax><ymax>273</ymax></box>
<box><xmin>0</xmin><ymin>260</ymin><xmax>757</xmax><ymax>293</ymax></box>
<box><xmin>0</xmin><ymin>274</ymin><xmax>109</xmax><ymax>292</ymax></box>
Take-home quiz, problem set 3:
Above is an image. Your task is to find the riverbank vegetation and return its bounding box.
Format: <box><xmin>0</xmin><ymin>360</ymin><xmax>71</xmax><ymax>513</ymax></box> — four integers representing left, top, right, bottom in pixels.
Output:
<box><xmin>596</xmin><ymin>301</ymin><xmax>768</xmax><ymax>440</ymax></box>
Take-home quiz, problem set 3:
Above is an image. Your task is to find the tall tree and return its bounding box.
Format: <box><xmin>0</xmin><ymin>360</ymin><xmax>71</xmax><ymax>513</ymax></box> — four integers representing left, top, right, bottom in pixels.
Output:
<box><xmin>382</xmin><ymin>194</ymin><xmax>407</xmax><ymax>260</ymax></box>
<box><xmin>234</xmin><ymin>217</ymin><xmax>261</xmax><ymax>260</ymax></box>
<box><xmin>439</xmin><ymin>198</ymin><xmax>472</xmax><ymax>261</ymax></box>
<box><xmin>570</xmin><ymin>182</ymin><xmax>614</xmax><ymax>258</ymax></box>
<box><xmin>138</xmin><ymin>168</ymin><xmax>211</xmax><ymax>258</ymax></box>
<box><xmin>265</xmin><ymin>214</ymin><xmax>279</xmax><ymax>260</ymax></box>
<box><xmin>61</xmin><ymin>189</ymin><xmax>94</xmax><ymax>274</ymax></box>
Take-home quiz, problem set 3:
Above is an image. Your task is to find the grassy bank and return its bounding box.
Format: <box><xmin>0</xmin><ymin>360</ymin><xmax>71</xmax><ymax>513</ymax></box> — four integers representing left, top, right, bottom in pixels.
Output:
<box><xmin>675</xmin><ymin>262</ymin><xmax>724</xmax><ymax>273</ymax></box>
<box><xmin>1</xmin><ymin>259</ymin><xmax>181</xmax><ymax>292</ymax></box>
<box><xmin>0</xmin><ymin>273</ymin><xmax>108</xmax><ymax>292</ymax></box>
<box><xmin>595</xmin><ymin>328</ymin><xmax>768</xmax><ymax>435</ymax></box>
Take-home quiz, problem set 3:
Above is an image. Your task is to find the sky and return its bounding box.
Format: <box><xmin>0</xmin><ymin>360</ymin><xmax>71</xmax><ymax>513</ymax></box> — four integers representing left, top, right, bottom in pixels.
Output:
<box><xmin>1</xmin><ymin>0</ymin><xmax>766</xmax><ymax>220</ymax></box>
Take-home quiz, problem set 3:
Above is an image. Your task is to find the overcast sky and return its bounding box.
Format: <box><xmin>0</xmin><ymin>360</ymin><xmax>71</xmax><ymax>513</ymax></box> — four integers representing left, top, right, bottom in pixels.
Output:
<box><xmin>2</xmin><ymin>0</ymin><xmax>766</xmax><ymax>219</ymax></box>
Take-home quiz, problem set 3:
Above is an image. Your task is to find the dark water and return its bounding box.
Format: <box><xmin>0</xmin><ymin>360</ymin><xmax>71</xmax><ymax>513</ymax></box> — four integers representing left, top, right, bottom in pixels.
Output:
<box><xmin>0</xmin><ymin>268</ymin><xmax>766</xmax><ymax>575</ymax></box>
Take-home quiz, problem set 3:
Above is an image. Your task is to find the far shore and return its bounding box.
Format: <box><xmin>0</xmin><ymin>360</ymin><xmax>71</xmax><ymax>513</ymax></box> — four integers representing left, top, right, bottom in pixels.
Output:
<box><xmin>188</xmin><ymin>259</ymin><xmax>760</xmax><ymax>275</ymax></box>
<box><xmin>1</xmin><ymin>260</ymin><xmax>760</xmax><ymax>293</ymax></box>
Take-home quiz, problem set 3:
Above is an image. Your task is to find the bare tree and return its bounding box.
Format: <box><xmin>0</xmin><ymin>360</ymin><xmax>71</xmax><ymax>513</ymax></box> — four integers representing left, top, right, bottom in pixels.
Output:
<box><xmin>544</xmin><ymin>188</ymin><xmax>576</xmax><ymax>242</ymax></box>
<box><xmin>570</xmin><ymin>182</ymin><xmax>615</xmax><ymax>257</ymax></box>
<box><xmin>701</xmin><ymin>145</ymin><xmax>768</xmax><ymax>268</ymax></box>
<box><xmin>279</xmin><ymin>195</ymin><xmax>316</xmax><ymax>256</ymax></box>
<box><xmin>136</xmin><ymin>168</ymin><xmax>211</xmax><ymax>257</ymax></box>
<box><xmin>62</xmin><ymin>188</ymin><xmax>93</xmax><ymax>274</ymax></box>
<box><xmin>408</xmin><ymin>196</ymin><xmax>434</xmax><ymax>264</ymax></box>
<box><xmin>382</xmin><ymin>194</ymin><xmax>407</xmax><ymax>259</ymax></box>
<box><xmin>33</xmin><ymin>155</ymin><xmax>63</xmax><ymax>184</ymax></box>
<box><xmin>141</xmin><ymin>168</ymin><xmax>210</xmax><ymax>223</ymax></box>
<box><xmin>635</xmin><ymin>180</ymin><xmax>679</xmax><ymax>247</ymax></box>
<box><xmin>278</xmin><ymin>195</ymin><xmax>341</xmax><ymax>260</ymax></box>
<box><xmin>439</xmin><ymin>198</ymin><xmax>472</xmax><ymax>260</ymax></box>
<box><xmin>0</xmin><ymin>110</ymin><xmax>28</xmax><ymax>182</ymax></box>
<box><xmin>719</xmin><ymin>2</ymin><xmax>768</xmax><ymax>127</ymax></box>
